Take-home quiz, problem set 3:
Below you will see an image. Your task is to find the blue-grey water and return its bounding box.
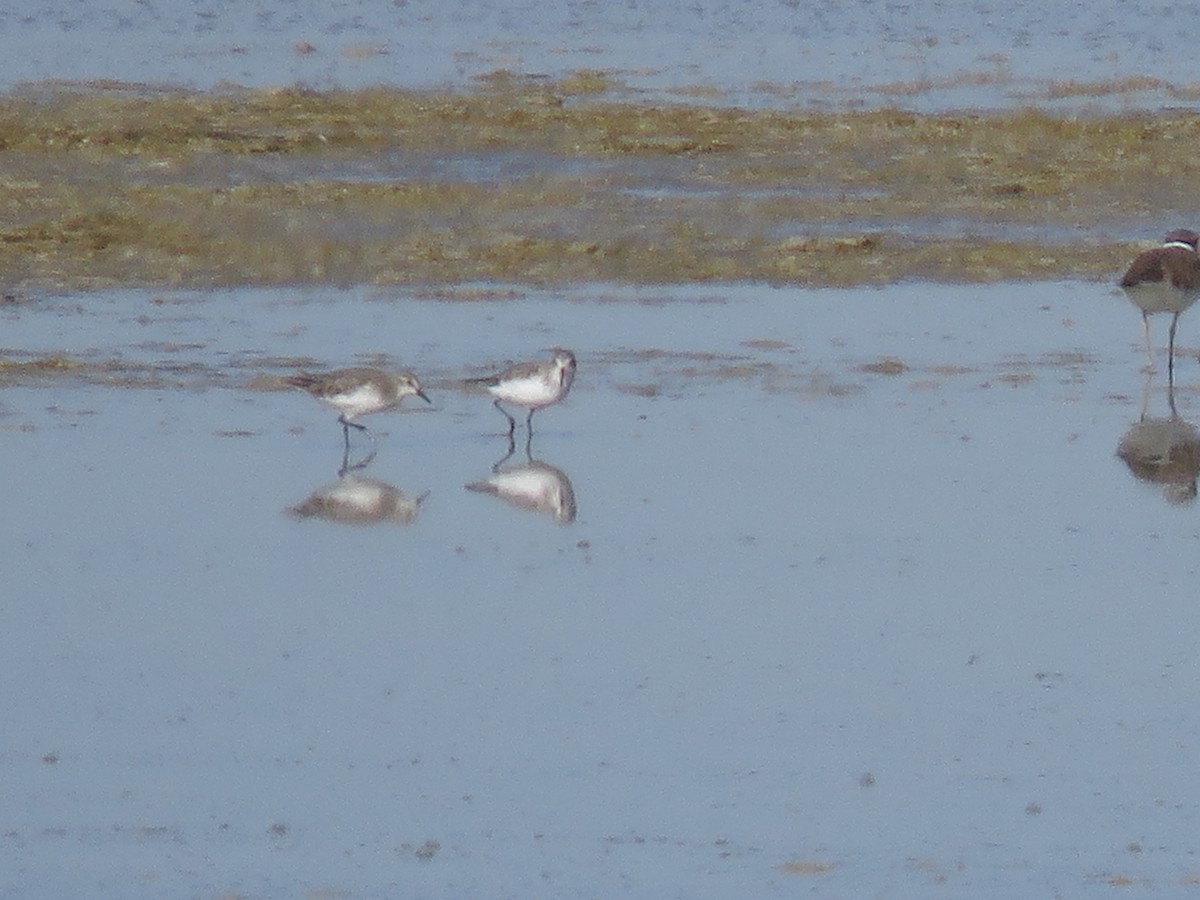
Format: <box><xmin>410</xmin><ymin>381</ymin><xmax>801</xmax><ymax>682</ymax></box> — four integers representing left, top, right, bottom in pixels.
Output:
<box><xmin>5</xmin><ymin>3</ymin><xmax>1200</xmax><ymax>898</ymax></box>
<box><xmin>4</xmin><ymin>282</ymin><xmax>1200</xmax><ymax>897</ymax></box>
<box><xmin>5</xmin><ymin>0</ymin><xmax>1200</xmax><ymax>110</ymax></box>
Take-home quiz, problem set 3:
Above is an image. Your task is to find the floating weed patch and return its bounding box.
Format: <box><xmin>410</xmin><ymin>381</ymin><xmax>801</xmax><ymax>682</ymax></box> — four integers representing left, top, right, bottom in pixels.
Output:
<box><xmin>860</xmin><ymin>357</ymin><xmax>909</xmax><ymax>375</ymax></box>
<box><xmin>0</xmin><ymin>84</ymin><xmax>1189</xmax><ymax>287</ymax></box>
<box><xmin>777</xmin><ymin>859</ymin><xmax>840</xmax><ymax>875</ymax></box>
<box><xmin>0</xmin><ymin>354</ymin><xmax>79</xmax><ymax>372</ymax></box>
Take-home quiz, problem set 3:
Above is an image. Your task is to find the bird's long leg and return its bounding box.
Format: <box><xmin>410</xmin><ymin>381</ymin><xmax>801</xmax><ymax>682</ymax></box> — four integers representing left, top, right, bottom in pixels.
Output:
<box><xmin>338</xmin><ymin>416</ymin><xmax>371</xmax><ymax>462</ymax></box>
<box><xmin>525</xmin><ymin>408</ymin><xmax>536</xmax><ymax>434</ymax></box>
<box><xmin>338</xmin><ymin>414</ymin><xmax>368</xmax><ymax>433</ymax></box>
<box><xmin>493</xmin><ymin>399</ymin><xmax>517</xmax><ymax>436</ymax></box>
<box><xmin>1168</xmin><ymin>311</ymin><xmax>1180</xmax><ymax>385</ymax></box>
<box><xmin>338</xmin><ymin>414</ymin><xmax>371</xmax><ymax>446</ymax></box>
<box><xmin>1142</xmin><ymin>311</ymin><xmax>1155</xmax><ymax>372</ymax></box>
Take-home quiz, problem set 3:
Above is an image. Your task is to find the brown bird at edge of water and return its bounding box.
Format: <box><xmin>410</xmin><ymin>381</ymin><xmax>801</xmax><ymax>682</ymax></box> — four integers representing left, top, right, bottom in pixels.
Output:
<box><xmin>1120</xmin><ymin>228</ymin><xmax>1200</xmax><ymax>378</ymax></box>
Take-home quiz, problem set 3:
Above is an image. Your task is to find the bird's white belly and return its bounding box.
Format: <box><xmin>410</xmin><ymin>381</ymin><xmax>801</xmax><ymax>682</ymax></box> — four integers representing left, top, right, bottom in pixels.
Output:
<box><xmin>325</xmin><ymin>384</ymin><xmax>386</xmax><ymax>416</ymax></box>
<box><xmin>489</xmin><ymin>378</ymin><xmax>555</xmax><ymax>407</ymax></box>
<box><xmin>1125</xmin><ymin>280</ymin><xmax>1200</xmax><ymax>315</ymax></box>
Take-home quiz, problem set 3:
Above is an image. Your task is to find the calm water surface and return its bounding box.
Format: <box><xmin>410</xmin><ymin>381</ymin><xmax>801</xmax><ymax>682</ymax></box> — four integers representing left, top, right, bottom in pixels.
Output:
<box><xmin>2</xmin><ymin>282</ymin><xmax>1200</xmax><ymax>897</ymax></box>
<box><xmin>5</xmin><ymin>1</ymin><xmax>1200</xmax><ymax>110</ymax></box>
<box><xmin>5</xmin><ymin>4</ymin><xmax>1200</xmax><ymax>896</ymax></box>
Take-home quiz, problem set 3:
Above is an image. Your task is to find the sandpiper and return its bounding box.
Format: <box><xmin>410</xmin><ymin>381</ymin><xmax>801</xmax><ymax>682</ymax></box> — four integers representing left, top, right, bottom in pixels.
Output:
<box><xmin>1119</xmin><ymin>228</ymin><xmax>1200</xmax><ymax>375</ymax></box>
<box><xmin>285</xmin><ymin>367</ymin><xmax>431</xmax><ymax>448</ymax></box>
<box><xmin>467</xmin><ymin>348</ymin><xmax>576</xmax><ymax>435</ymax></box>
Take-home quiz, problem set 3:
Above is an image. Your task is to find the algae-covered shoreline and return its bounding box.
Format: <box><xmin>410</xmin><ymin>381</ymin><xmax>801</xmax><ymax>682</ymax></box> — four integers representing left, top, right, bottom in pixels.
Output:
<box><xmin>0</xmin><ymin>77</ymin><xmax>1190</xmax><ymax>290</ymax></box>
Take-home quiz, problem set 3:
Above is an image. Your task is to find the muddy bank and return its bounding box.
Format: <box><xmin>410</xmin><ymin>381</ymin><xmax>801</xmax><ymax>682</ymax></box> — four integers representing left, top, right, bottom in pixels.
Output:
<box><xmin>0</xmin><ymin>79</ymin><xmax>1187</xmax><ymax>289</ymax></box>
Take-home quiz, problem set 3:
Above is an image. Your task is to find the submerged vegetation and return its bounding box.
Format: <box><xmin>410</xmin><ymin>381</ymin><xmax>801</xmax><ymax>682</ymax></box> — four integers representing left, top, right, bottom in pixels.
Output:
<box><xmin>0</xmin><ymin>76</ymin><xmax>1193</xmax><ymax>288</ymax></box>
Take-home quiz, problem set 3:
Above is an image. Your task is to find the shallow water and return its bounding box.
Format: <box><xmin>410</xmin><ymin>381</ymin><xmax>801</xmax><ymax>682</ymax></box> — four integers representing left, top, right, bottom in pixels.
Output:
<box><xmin>3</xmin><ymin>281</ymin><xmax>1200</xmax><ymax>896</ymax></box>
<box><xmin>6</xmin><ymin>0</ymin><xmax>1200</xmax><ymax>111</ymax></box>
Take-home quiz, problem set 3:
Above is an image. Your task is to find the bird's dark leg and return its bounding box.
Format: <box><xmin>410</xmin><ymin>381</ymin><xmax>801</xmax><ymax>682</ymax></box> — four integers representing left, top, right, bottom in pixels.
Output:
<box><xmin>338</xmin><ymin>414</ymin><xmax>370</xmax><ymax>445</ymax></box>
<box><xmin>525</xmin><ymin>408</ymin><xmax>536</xmax><ymax>434</ymax></box>
<box><xmin>493</xmin><ymin>399</ymin><xmax>517</xmax><ymax>436</ymax></box>
<box><xmin>339</xmin><ymin>416</ymin><xmax>372</xmax><ymax>463</ymax></box>
<box><xmin>1169</xmin><ymin>311</ymin><xmax>1180</xmax><ymax>385</ymax></box>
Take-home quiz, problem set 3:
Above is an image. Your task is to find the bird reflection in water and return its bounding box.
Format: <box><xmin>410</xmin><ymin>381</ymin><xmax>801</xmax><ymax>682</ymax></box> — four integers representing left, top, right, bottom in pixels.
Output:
<box><xmin>289</xmin><ymin>472</ymin><xmax>429</xmax><ymax>527</ymax></box>
<box><xmin>338</xmin><ymin>444</ymin><xmax>375</xmax><ymax>477</ymax></box>
<box><xmin>465</xmin><ymin>434</ymin><xmax>577</xmax><ymax>524</ymax></box>
<box><xmin>1116</xmin><ymin>374</ymin><xmax>1200</xmax><ymax>504</ymax></box>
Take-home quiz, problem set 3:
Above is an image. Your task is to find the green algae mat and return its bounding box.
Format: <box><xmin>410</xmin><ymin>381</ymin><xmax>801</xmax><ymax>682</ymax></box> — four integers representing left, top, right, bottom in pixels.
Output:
<box><xmin>0</xmin><ymin>79</ymin><xmax>1190</xmax><ymax>289</ymax></box>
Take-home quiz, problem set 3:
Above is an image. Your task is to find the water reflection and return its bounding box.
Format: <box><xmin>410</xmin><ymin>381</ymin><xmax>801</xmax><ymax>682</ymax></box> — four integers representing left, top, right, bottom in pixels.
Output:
<box><xmin>288</xmin><ymin>472</ymin><xmax>429</xmax><ymax>527</ymax></box>
<box><xmin>1116</xmin><ymin>376</ymin><xmax>1200</xmax><ymax>505</ymax></box>
<box><xmin>465</xmin><ymin>435</ymin><xmax>577</xmax><ymax>524</ymax></box>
